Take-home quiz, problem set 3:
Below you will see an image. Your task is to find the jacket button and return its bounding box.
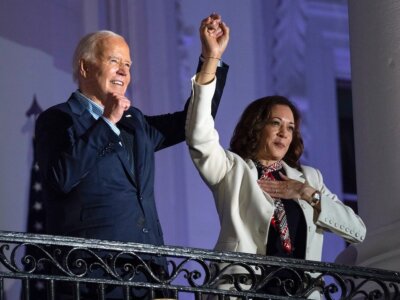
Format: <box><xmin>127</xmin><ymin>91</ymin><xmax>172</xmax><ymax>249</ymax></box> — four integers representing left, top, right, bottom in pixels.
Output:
<box><xmin>142</xmin><ymin>228</ymin><xmax>149</xmax><ymax>233</ymax></box>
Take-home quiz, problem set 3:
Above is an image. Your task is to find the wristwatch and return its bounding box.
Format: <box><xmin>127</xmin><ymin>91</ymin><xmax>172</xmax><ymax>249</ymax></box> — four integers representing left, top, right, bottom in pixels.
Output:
<box><xmin>310</xmin><ymin>191</ymin><xmax>321</xmax><ymax>207</ymax></box>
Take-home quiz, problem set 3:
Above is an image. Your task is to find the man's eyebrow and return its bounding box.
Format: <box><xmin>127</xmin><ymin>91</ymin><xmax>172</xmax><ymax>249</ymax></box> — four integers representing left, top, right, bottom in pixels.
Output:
<box><xmin>107</xmin><ymin>55</ymin><xmax>132</xmax><ymax>64</ymax></box>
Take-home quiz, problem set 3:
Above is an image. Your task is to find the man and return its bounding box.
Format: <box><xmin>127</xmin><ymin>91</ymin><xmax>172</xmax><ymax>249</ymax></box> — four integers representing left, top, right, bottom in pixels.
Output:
<box><xmin>35</xmin><ymin>14</ymin><xmax>228</xmax><ymax>298</ymax></box>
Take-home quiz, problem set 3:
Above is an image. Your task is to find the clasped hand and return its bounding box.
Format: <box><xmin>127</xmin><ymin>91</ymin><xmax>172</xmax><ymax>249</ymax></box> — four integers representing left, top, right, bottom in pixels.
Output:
<box><xmin>200</xmin><ymin>13</ymin><xmax>229</xmax><ymax>59</ymax></box>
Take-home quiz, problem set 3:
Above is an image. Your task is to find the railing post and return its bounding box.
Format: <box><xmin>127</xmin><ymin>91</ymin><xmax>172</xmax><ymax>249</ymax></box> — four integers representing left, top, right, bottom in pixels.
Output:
<box><xmin>123</xmin><ymin>285</ymin><xmax>130</xmax><ymax>300</ymax></box>
<box><xmin>73</xmin><ymin>282</ymin><xmax>80</xmax><ymax>300</ymax></box>
<box><xmin>47</xmin><ymin>279</ymin><xmax>55</xmax><ymax>300</ymax></box>
<box><xmin>0</xmin><ymin>278</ymin><xmax>3</xmax><ymax>300</ymax></box>
<box><xmin>97</xmin><ymin>283</ymin><xmax>105</xmax><ymax>300</ymax></box>
<box><xmin>22</xmin><ymin>279</ymin><xmax>30</xmax><ymax>300</ymax></box>
<box><xmin>195</xmin><ymin>291</ymin><xmax>202</xmax><ymax>300</ymax></box>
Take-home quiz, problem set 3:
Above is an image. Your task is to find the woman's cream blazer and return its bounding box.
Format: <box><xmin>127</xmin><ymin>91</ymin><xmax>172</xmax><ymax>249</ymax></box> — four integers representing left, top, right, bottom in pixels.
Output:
<box><xmin>185</xmin><ymin>76</ymin><xmax>366</xmax><ymax>262</ymax></box>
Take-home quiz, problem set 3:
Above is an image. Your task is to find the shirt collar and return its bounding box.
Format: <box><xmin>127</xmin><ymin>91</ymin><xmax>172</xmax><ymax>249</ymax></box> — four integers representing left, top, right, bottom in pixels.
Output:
<box><xmin>75</xmin><ymin>90</ymin><xmax>104</xmax><ymax>119</ymax></box>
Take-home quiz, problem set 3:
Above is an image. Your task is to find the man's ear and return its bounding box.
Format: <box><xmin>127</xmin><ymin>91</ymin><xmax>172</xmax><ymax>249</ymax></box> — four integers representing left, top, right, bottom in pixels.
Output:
<box><xmin>79</xmin><ymin>59</ymin><xmax>89</xmax><ymax>78</ymax></box>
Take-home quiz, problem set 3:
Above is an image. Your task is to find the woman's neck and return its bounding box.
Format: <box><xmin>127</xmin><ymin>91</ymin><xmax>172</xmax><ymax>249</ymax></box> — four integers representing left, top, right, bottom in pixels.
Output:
<box><xmin>255</xmin><ymin>158</ymin><xmax>278</xmax><ymax>167</ymax></box>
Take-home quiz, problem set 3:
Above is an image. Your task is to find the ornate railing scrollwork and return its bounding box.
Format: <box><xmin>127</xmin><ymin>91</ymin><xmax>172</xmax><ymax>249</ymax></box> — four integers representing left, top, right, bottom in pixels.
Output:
<box><xmin>0</xmin><ymin>231</ymin><xmax>400</xmax><ymax>299</ymax></box>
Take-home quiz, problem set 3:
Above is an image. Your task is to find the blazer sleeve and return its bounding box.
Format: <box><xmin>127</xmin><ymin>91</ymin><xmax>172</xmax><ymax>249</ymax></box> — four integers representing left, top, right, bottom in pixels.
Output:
<box><xmin>145</xmin><ymin>58</ymin><xmax>229</xmax><ymax>151</ymax></box>
<box><xmin>303</xmin><ymin>165</ymin><xmax>367</xmax><ymax>243</ymax></box>
<box><xmin>185</xmin><ymin>76</ymin><xmax>234</xmax><ymax>187</ymax></box>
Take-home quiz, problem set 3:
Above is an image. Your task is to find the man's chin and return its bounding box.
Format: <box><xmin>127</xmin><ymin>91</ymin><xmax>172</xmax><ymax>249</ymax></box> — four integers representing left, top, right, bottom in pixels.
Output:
<box><xmin>108</xmin><ymin>88</ymin><xmax>126</xmax><ymax>96</ymax></box>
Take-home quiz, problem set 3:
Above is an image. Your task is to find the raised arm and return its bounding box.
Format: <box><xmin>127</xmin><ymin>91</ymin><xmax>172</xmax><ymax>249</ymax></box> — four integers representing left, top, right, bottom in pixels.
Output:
<box><xmin>145</xmin><ymin>14</ymin><xmax>230</xmax><ymax>151</ymax></box>
<box><xmin>185</xmin><ymin>15</ymin><xmax>232</xmax><ymax>186</ymax></box>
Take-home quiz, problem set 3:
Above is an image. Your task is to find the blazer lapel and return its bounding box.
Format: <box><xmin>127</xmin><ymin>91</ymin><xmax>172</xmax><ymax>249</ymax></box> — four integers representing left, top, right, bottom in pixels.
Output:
<box><xmin>67</xmin><ymin>96</ymin><xmax>96</xmax><ymax>137</ymax></box>
<box><xmin>282</xmin><ymin>161</ymin><xmax>306</xmax><ymax>183</ymax></box>
<box><xmin>118</xmin><ymin>110</ymin><xmax>144</xmax><ymax>189</ymax></box>
<box><xmin>246</xmin><ymin>159</ymin><xmax>259</xmax><ymax>181</ymax></box>
<box><xmin>115</xmin><ymin>138</ymin><xmax>137</xmax><ymax>186</ymax></box>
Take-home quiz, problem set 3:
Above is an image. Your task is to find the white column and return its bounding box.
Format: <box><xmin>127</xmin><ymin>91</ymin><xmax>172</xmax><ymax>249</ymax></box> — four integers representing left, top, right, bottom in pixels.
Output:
<box><xmin>341</xmin><ymin>0</ymin><xmax>400</xmax><ymax>271</ymax></box>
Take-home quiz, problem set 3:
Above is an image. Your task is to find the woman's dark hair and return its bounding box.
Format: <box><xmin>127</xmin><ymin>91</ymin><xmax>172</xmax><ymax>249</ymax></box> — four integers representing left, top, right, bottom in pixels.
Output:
<box><xmin>229</xmin><ymin>95</ymin><xmax>304</xmax><ymax>169</ymax></box>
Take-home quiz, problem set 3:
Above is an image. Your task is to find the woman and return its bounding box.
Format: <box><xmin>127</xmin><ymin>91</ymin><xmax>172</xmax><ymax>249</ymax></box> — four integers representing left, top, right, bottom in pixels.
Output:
<box><xmin>188</xmin><ymin>26</ymin><xmax>366</xmax><ymax>297</ymax></box>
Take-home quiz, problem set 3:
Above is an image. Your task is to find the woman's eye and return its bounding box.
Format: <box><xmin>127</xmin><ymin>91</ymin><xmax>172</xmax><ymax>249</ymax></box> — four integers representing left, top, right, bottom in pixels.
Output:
<box><xmin>271</xmin><ymin>120</ymin><xmax>280</xmax><ymax>126</ymax></box>
<box><xmin>288</xmin><ymin>126</ymin><xmax>295</xmax><ymax>131</ymax></box>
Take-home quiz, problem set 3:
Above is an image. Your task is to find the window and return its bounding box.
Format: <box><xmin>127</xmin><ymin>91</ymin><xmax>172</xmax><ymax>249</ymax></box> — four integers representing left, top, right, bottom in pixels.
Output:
<box><xmin>336</xmin><ymin>79</ymin><xmax>358</xmax><ymax>213</ymax></box>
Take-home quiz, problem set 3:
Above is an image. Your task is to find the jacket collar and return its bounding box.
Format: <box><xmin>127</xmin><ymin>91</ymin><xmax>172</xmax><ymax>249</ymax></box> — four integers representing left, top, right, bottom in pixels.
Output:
<box><xmin>66</xmin><ymin>92</ymin><xmax>96</xmax><ymax>137</ymax></box>
<box><xmin>67</xmin><ymin>91</ymin><xmax>89</xmax><ymax>116</ymax></box>
<box><xmin>282</xmin><ymin>161</ymin><xmax>305</xmax><ymax>183</ymax></box>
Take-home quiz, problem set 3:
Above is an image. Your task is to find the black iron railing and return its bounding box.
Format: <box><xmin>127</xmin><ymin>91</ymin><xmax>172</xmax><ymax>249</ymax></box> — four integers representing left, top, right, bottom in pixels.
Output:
<box><xmin>0</xmin><ymin>231</ymin><xmax>399</xmax><ymax>299</ymax></box>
